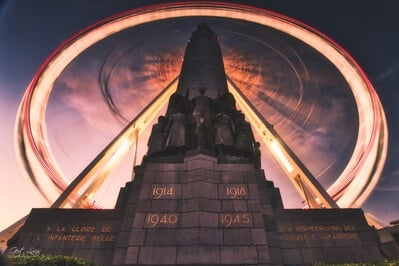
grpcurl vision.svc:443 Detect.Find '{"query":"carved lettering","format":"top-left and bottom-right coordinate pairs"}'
top-left (303, 234), bottom-right (317, 240)
top-left (42, 224), bottom-right (116, 243)
top-left (226, 186), bottom-right (247, 199)
top-left (220, 213), bottom-right (251, 227)
top-left (332, 233), bottom-right (358, 240)
top-left (281, 234), bottom-right (304, 241)
top-left (294, 225), bottom-right (343, 232)
top-left (280, 224), bottom-right (359, 241)
top-left (44, 224), bottom-right (114, 233)
top-left (344, 225), bottom-right (356, 231)
top-left (56, 226), bottom-right (65, 232)
top-left (71, 226), bottom-right (95, 233)
top-left (46, 233), bottom-right (116, 242)
top-left (146, 213), bottom-right (178, 227)
top-left (101, 226), bottom-right (112, 233)
top-left (281, 224), bottom-right (358, 233)
top-left (47, 234), bottom-right (87, 241)
top-left (152, 186), bottom-right (174, 199)
top-left (281, 232), bottom-right (359, 241)
top-left (279, 225), bottom-right (294, 232)
top-left (92, 235), bottom-right (115, 242)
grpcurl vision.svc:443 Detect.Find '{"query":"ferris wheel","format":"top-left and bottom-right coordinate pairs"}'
top-left (15, 3), bottom-right (387, 222)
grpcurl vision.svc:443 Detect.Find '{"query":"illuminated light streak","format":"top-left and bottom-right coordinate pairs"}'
top-left (72, 135), bottom-right (133, 208)
top-left (51, 77), bottom-right (178, 208)
top-left (221, 30), bottom-right (305, 116)
top-left (270, 140), bottom-right (294, 173)
top-left (15, 2), bottom-right (387, 211)
top-left (227, 77), bottom-right (338, 209)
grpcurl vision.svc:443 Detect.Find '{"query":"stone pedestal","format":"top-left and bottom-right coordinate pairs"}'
top-left (113, 154), bottom-right (274, 265)
top-left (7, 154), bottom-right (386, 265)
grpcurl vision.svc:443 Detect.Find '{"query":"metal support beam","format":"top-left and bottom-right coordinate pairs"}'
top-left (227, 76), bottom-right (338, 209)
top-left (50, 77), bottom-right (179, 208)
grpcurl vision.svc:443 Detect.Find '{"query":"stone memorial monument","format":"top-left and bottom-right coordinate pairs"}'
top-left (6, 23), bottom-right (387, 265)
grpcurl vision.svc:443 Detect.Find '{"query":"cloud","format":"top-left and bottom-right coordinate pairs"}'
top-left (53, 69), bottom-right (122, 135)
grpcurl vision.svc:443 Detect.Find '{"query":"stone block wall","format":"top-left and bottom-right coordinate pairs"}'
top-left (114, 154), bottom-right (272, 265)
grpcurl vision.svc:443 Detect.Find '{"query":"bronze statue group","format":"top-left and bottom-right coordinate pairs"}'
top-left (146, 87), bottom-right (261, 168)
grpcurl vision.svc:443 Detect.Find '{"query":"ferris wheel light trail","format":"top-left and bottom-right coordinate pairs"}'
top-left (51, 77), bottom-right (179, 208)
top-left (227, 77), bottom-right (339, 209)
top-left (15, 2), bottom-right (388, 212)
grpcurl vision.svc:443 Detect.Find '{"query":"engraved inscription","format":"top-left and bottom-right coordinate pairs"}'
top-left (145, 213), bottom-right (178, 228)
top-left (47, 234), bottom-right (87, 241)
top-left (40, 225), bottom-right (116, 242)
top-left (220, 213), bottom-right (251, 227)
top-left (281, 232), bottom-right (358, 241)
top-left (280, 224), bottom-right (359, 241)
top-left (71, 226), bottom-right (95, 233)
top-left (226, 186), bottom-right (247, 199)
top-left (151, 186), bottom-right (174, 199)
top-left (280, 224), bottom-right (358, 233)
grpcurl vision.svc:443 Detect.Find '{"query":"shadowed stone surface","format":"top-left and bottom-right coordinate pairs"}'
top-left (6, 154), bottom-right (387, 265)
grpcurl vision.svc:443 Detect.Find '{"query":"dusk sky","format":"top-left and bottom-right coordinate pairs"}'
top-left (1, 0), bottom-right (399, 231)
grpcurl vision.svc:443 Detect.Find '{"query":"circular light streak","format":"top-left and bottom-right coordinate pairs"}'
top-left (16, 2), bottom-right (388, 208)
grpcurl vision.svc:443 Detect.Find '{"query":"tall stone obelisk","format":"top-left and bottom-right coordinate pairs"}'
top-left (175, 22), bottom-right (228, 100)
top-left (113, 22), bottom-right (270, 265)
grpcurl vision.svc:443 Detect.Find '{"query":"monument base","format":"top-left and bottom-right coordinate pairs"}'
top-left (6, 154), bottom-right (386, 265)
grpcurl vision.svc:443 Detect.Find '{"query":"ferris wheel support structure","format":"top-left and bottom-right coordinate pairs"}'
top-left (10, 2), bottom-right (388, 225)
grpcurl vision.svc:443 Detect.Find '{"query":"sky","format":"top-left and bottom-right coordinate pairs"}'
top-left (0, 0), bottom-right (399, 231)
